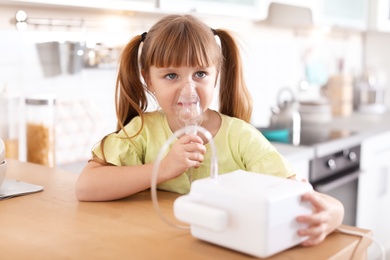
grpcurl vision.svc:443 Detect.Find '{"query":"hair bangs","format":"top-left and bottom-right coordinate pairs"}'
top-left (149, 21), bottom-right (221, 69)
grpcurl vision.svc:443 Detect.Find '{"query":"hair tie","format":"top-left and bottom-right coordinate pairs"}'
top-left (141, 32), bottom-right (147, 42)
top-left (211, 28), bottom-right (217, 35)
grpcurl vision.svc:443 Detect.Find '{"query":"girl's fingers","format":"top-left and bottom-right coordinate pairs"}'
top-left (179, 134), bottom-right (204, 144)
top-left (186, 143), bottom-right (206, 154)
top-left (301, 192), bottom-right (328, 212)
top-left (187, 152), bottom-right (204, 163)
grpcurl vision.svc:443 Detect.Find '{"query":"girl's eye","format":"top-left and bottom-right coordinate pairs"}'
top-left (165, 73), bottom-right (177, 80)
top-left (195, 71), bottom-right (206, 78)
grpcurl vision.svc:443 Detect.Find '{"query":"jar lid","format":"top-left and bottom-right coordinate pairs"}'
top-left (25, 94), bottom-right (56, 105)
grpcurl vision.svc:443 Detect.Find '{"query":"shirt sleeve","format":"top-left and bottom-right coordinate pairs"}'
top-left (237, 122), bottom-right (295, 178)
top-left (247, 150), bottom-right (296, 178)
top-left (92, 133), bottom-right (144, 166)
top-left (91, 116), bottom-right (146, 166)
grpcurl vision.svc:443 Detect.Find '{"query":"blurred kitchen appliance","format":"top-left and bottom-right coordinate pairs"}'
top-left (0, 87), bottom-right (20, 160)
top-left (270, 87), bottom-right (301, 145)
top-left (299, 99), bottom-right (332, 126)
top-left (325, 74), bottom-right (353, 117)
top-left (309, 144), bottom-right (361, 226)
top-left (297, 99), bottom-right (333, 149)
top-left (354, 70), bottom-right (386, 114)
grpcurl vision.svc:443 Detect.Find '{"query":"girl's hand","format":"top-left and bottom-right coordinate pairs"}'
top-left (160, 134), bottom-right (206, 180)
top-left (296, 192), bottom-right (332, 246)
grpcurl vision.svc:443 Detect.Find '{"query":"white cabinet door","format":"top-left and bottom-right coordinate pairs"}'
top-left (319, 0), bottom-right (369, 30)
top-left (268, 0), bottom-right (318, 9)
top-left (1, 0), bottom-right (157, 12)
top-left (368, 0), bottom-right (390, 32)
top-left (358, 131), bottom-right (390, 259)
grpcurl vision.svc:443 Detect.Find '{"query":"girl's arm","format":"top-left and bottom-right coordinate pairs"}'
top-left (75, 134), bottom-right (206, 201)
top-left (76, 159), bottom-right (161, 201)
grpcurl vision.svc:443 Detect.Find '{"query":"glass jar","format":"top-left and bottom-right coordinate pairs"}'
top-left (0, 89), bottom-right (21, 160)
top-left (25, 95), bottom-right (56, 167)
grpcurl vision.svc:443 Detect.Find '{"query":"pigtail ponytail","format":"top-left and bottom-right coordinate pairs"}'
top-left (215, 29), bottom-right (253, 123)
top-left (115, 35), bottom-right (148, 132)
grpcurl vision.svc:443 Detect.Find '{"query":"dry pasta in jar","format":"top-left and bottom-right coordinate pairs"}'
top-left (25, 95), bottom-right (56, 167)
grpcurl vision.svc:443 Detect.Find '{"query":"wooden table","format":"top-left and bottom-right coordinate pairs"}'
top-left (0, 160), bottom-right (372, 259)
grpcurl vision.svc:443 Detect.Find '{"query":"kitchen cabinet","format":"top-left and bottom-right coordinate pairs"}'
top-left (1, 0), bottom-right (271, 20)
top-left (319, 0), bottom-right (369, 30)
top-left (2, 0), bottom-right (370, 30)
top-left (268, 0), bottom-right (317, 10)
top-left (159, 0), bottom-right (268, 19)
top-left (368, 0), bottom-right (390, 32)
top-left (261, 0), bottom-right (369, 30)
top-left (357, 130), bottom-right (390, 259)
top-left (0, 0), bottom-right (158, 12)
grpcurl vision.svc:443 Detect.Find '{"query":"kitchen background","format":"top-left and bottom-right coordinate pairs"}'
top-left (1, 0), bottom-right (390, 259)
top-left (1, 0), bottom-right (388, 164)
top-left (2, 0), bottom-right (386, 168)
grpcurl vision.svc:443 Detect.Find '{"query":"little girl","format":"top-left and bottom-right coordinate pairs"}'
top-left (76, 14), bottom-right (344, 247)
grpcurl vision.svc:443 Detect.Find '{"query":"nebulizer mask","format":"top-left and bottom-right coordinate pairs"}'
top-left (151, 83), bottom-right (313, 258)
top-left (173, 82), bottom-right (203, 134)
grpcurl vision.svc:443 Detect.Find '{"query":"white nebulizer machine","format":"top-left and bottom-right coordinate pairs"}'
top-left (173, 169), bottom-right (313, 258)
top-left (151, 83), bottom-right (314, 258)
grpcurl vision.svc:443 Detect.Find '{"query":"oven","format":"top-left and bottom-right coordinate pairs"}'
top-left (309, 145), bottom-right (361, 226)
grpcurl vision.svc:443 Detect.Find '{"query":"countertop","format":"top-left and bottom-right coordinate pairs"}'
top-left (0, 160), bottom-right (372, 259)
top-left (271, 142), bottom-right (315, 162)
top-left (271, 111), bottom-right (390, 159)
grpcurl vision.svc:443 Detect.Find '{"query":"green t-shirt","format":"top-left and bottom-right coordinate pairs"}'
top-left (92, 110), bottom-right (294, 194)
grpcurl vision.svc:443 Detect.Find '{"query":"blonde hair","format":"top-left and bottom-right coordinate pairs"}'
top-left (116, 14), bottom-right (253, 133)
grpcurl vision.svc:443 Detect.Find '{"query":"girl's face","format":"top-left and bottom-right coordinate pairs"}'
top-left (146, 65), bottom-right (218, 127)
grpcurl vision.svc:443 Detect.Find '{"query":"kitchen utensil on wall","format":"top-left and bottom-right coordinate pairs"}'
top-left (36, 41), bottom-right (85, 77)
top-left (36, 42), bottom-right (62, 77)
top-left (0, 86), bottom-right (20, 160)
top-left (25, 95), bottom-right (56, 167)
top-left (269, 87), bottom-right (301, 145)
top-left (60, 41), bottom-right (85, 74)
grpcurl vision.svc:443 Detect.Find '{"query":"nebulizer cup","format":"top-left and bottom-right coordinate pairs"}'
top-left (173, 82), bottom-right (203, 134)
top-left (173, 82), bottom-right (204, 183)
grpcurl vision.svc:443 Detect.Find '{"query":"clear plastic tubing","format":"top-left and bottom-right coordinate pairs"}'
top-left (151, 125), bottom-right (218, 229)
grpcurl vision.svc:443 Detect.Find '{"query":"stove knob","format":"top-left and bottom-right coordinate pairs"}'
top-left (348, 151), bottom-right (357, 161)
top-left (327, 159), bottom-right (336, 170)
